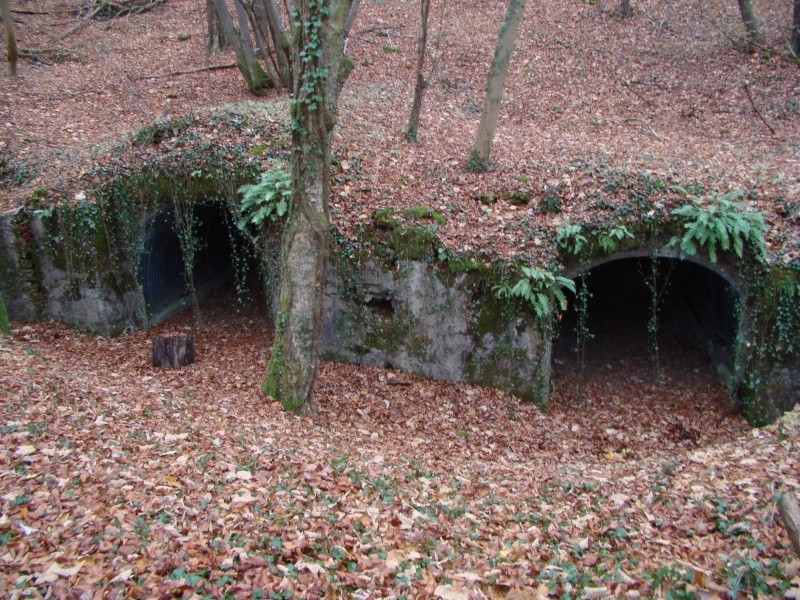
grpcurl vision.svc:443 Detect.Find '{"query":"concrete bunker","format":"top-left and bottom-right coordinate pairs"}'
top-left (557, 253), bottom-right (740, 388)
top-left (139, 202), bottom-right (262, 323)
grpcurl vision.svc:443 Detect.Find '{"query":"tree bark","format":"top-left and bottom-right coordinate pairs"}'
top-left (345, 0), bottom-right (362, 37)
top-left (736, 0), bottom-right (763, 53)
top-left (791, 0), bottom-right (800, 57)
top-left (263, 0), bottom-right (354, 413)
top-left (465, 0), bottom-right (526, 172)
top-left (779, 492), bottom-right (800, 557)
top-left (206, 0), bottom-right (227, 53)
top-left (617, 0), bottom-right (632, 19)
top-left (152, 333), bottom-right (195, 369)
top-left (0, 289), bottom-right (10, 335)
top-left (1, 0), bottom-right (18, 77)
top-left (262, 0), bottom-right (292, 88)
top-left (406, 0), bottom-right (431, 143)
top-left (211, 0), bottom-right (272, 94)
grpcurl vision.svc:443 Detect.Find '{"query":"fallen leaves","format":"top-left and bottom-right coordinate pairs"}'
top-left (1, 297), bottom-right (798, 597)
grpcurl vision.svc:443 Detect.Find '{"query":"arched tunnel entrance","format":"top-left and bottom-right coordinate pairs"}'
top-left (553, 256), bottom-right (742, 427)
top-left (139, 202), bottom-right (263, 323)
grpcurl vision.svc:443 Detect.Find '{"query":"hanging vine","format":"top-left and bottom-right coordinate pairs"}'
top-left (172, 196), bottom-right (202, 325)
top-left (573, 272), bottom-right (592, 379)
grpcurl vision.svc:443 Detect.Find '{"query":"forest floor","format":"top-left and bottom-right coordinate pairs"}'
top-left (0, 293), bottom-right (799, 598)
top-left (1, 0), bottom-right (800, 597)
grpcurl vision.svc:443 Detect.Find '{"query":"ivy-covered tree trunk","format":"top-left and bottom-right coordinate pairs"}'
top-left (736, 0), bottom-right (763, 52)
top-left (406, 0), bottom-right (432, 143)
top-left (264, 0), bottom-right (354, 414)
top-left (1, 0), bottom-right (18, 77)
top-left (465, 0), bottom-right (526, 172)
top-left (0, 290), bottom-right (10, 335)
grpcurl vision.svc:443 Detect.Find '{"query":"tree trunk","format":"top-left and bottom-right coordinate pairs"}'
top-left (406, 0), bottom-right (431, 143)
top-left (779, 492), bottom-right (800, 557)
top-left (791, 0), bottom-right (800, 57)
top-left (465, 0), bottom-right (526, 172)
top-left (345, 0), bottom-right (362, 37)
top-left (263, 0), bottom-right (292, 88)
top-left (617, 0), bottom-right (632, 19)
top-left (264, 0), bottom-right (354, 414)
top-left (234, 0), bottom-right (274, 92)
top-left (0, 289), bottom-right (10, 335)
top-left (152, 333), bottom-right (195, 368)
top-left (211, 0), bottom-right (272, 94)
top-left (1, 0), bottom-right (18, 77)
top-left (245, 1), bottom-right (282, 85)
top-left (206, 0), bottom-right (227, 53)
top-left (736, 0), bottom-right (763, 53)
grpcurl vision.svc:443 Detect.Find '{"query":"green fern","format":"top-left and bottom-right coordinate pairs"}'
top-left (494, 266), bottom-right (576, 320)
top-left (556, 223), bottom-right (588, 255)
top-left (237, 166), bottom-right (292, 229)
top-left (597, 225), bottom-right (634, 254)
top-left (669, 189), bottom-right (766, 263)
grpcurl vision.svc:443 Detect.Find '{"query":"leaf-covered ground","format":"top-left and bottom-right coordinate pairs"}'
top-left (1, 0), bottom-right (798, 261)
top-left (1, 293), bottom-right (798, 598)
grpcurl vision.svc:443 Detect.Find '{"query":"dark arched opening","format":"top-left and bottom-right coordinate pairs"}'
top-left (554, 256), bottom-right (741, 417)
top-left (557, 257), bottom-right (738, 373)
top-left (139, 202), bottom-right (263, 323)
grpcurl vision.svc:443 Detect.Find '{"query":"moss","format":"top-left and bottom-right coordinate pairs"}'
top-left (406, 334), bottom-right (432, 360)
top-left (374, 209), bottom-right (402, 231)
top-left (465, 150), bottom-right (489, 173)
top-left (0, 290), bottom-right (10, 335)
top-left (392, 226), bottom-right (438, 261)
top-left (360, 303), bottom-right (417, 354)
top-left (506, 190), bottom-right (531, 206)
top-left (477, 192), bottom-right (498, 205)
top-left (403, 206), bottom-right (446, 225)
top-left (132, 117), bottom-right (192, 147)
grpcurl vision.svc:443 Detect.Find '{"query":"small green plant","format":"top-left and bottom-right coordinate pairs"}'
top-left (669, 189), bottom-right (766, 263)
top-left (494, 266), bottom-right (576, 320)
top-left (556, 223), bottom-right (588, 255)
top-left (237, 166), bottom-right (292, 229)
top-left (597, 225), bottom-right (634, 254)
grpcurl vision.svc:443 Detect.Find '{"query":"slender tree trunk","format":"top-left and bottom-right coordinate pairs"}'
top-left (0, 289), bottom-right (10, 335)
top-left (406, 0), bottom-right (431, 142)
top-left (345, 0), bottom-right (362, 37)
top-left (262, 0), bottom-right (292, 87)
top-left (791, 0), bottom-right (800, 57)
top-left (206, 0), bottom-right (227, 53)
top-left (1, 0), bottom-right (18, 77)
top-left (617, 0), bottom-right (632, 19)
top-left (465, 0), bottom-right (526, 172)
top-left (211, 0), bottom-right (272, 94)
top-left (264, 0), bottom-right (354, 413)
top-left (736, 0), bottom-right (763, 52)
top-left (246, 1), bottom-right (282, 85)
top-left (234, 0), bottom-right (273, 91)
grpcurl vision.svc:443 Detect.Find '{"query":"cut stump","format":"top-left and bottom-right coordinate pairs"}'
top-left (778, 491), bottom-right (800, 557)
top-left (152, 333), bottom-right (195, 369)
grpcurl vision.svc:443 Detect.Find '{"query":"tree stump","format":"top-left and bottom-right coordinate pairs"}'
top-left (152, 333), bottom-right (195, 369)
top-left (778, 492), bottom-right (800, 557)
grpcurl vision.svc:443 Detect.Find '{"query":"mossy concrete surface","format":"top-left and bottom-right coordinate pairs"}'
top-left (321, 258), bottom-right (551, 406)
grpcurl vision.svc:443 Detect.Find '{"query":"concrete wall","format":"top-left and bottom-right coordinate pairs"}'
top-left (321, 259), bottom-right (551, 404)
